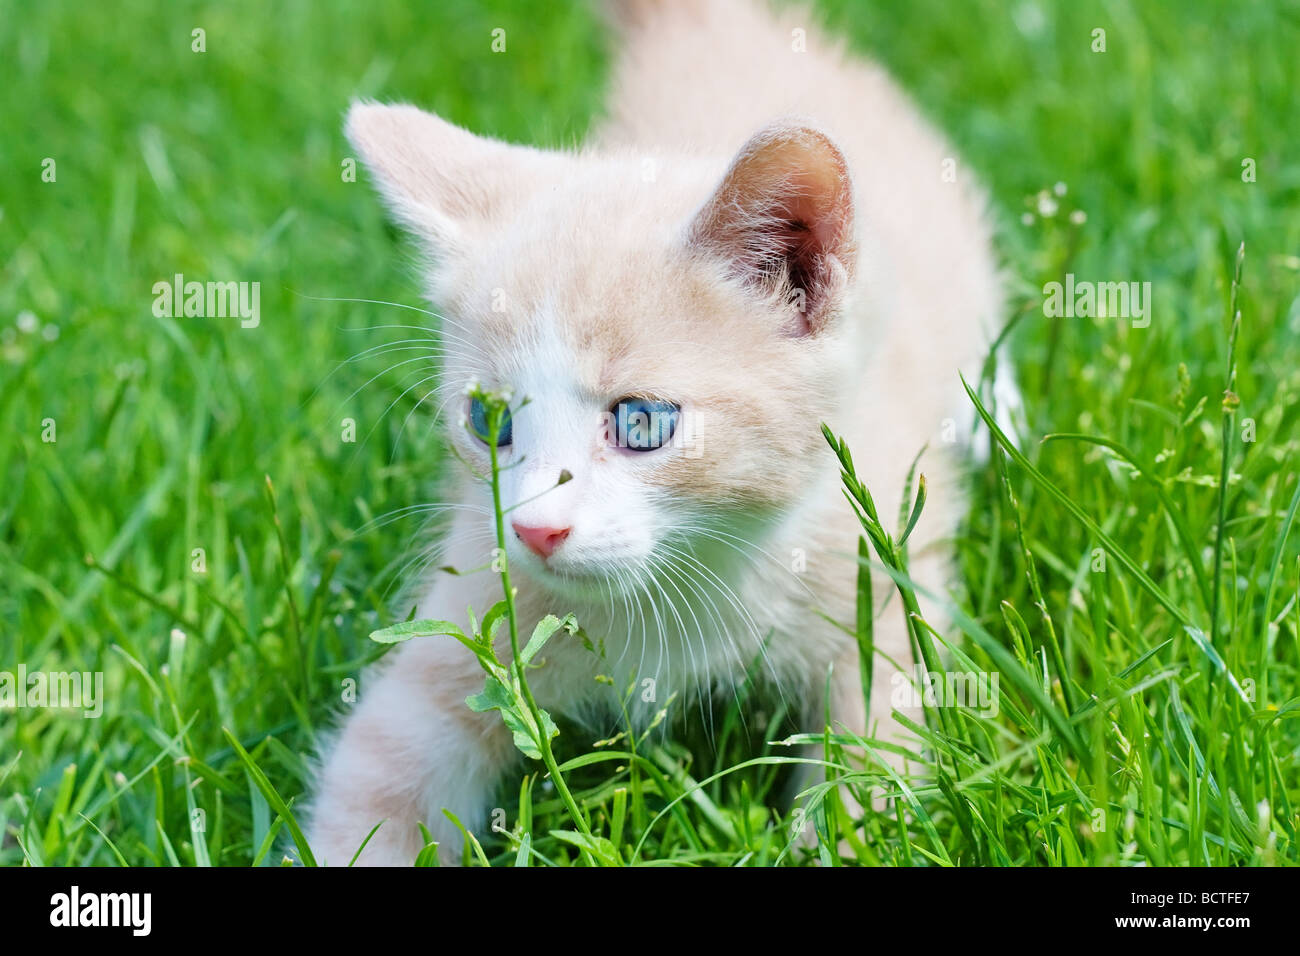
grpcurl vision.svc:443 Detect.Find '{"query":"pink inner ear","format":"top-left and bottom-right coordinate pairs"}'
top-left (789, 166), bottom-right (853, 251)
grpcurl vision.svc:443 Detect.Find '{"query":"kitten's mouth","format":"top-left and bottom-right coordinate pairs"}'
top-left (509, 544), bottom-right (639, 598)
top-left (516, 558), bottom-right (614, 601)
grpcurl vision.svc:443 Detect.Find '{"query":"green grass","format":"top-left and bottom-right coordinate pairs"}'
top-left (2, 0), bottom-right (1299, 866)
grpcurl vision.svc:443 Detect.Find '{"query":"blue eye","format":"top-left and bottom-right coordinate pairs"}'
top-left (469, 397), bottom-right (512, 446)
top-left (614, 398), bottom-right (680, 451)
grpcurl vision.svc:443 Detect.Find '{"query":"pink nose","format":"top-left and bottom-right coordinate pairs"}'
top-left (511, 522), bottom-right (571, 559)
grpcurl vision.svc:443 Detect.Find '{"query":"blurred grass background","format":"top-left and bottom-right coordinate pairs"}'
top-left (2, 0), bottom-right (1299, 865)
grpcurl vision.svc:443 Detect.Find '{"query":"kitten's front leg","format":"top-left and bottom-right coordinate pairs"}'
top-left (307, 636), bottom-right (514, 866)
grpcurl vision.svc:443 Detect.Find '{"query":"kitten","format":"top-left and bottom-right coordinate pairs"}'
top-left (307, 0), bottom-right (1002, 865)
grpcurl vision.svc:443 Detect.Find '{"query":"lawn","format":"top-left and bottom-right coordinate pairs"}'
top-left (2, 0), bottom-right (1298, 866)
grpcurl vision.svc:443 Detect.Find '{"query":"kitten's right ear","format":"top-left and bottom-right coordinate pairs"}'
top-left (345, 101), bottom-right (562, 250)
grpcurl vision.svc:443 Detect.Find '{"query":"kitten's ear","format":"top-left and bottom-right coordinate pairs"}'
top-left (688, 122), bottom-right (855, 335)
top-left (345, 101), bottom-right (562, 250)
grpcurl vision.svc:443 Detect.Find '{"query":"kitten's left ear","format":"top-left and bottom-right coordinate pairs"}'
top-left (345, 101), bottom-right (565, 252)
top-left (688, 122), bottom-right (855, 336)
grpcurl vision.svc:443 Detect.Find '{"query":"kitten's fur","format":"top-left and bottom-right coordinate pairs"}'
top-left (308, 0), bottom-right (1002, 865)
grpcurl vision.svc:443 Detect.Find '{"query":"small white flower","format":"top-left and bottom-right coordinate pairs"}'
top-left (1012, 1), bottom-right (1046, 37)
top-left (1069, 209), bottom-right (1087, 225)
top-left (16, 310), bottom-right (38, 333)
top-left (41, 324), bottom-right (59, 341)
top-left (1020, 212), bottom-right (1035, 226)
top-left (1037, 194), bottom-right (1059, 217)
top-left (1053, 181), bottom-right (1067, 197)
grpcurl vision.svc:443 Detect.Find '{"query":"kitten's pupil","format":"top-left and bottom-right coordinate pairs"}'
top-left (468, 397), bottom-right (512, 447)
top-left (614, 398), bottom-right (680, 451)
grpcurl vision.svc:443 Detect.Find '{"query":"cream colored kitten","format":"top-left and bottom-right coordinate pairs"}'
top-left (307, 0), bottom-right (1002, 865)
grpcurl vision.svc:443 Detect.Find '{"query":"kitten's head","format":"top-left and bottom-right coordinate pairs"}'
top-left (347, 103), bottom-right (859, 597)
